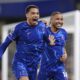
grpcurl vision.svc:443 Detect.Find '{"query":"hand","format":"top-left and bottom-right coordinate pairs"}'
top-left (60, 53), bottom-right (67, 62)
top-left (48, 35), bottom-right (55, 45)
top-left (41, 19), bottom-right (48, 26)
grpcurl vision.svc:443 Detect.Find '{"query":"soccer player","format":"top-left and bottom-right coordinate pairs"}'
top-left (0, 5), bottom-right (53, 80)
top-left (38, 12), bottom-right (68, 80)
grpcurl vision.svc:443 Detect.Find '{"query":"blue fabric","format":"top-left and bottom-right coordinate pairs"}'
top-left (38, 68), bottom-right (68, 80)
top-left (44, 27), bottom-right (68, 63)
top-left (12, 61), bottom-right (37, 80)
top-left (0, 37), bottom-right (12, 59)
top-left (38, 27), bottom-right (68, 80)
top-left (0, 21), bottom-right (47, 79)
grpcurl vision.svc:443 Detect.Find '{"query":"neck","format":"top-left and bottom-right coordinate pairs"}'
top-left (27, 20), bottom-right (32, 26)
top-left (51, 25), bottom-right (58, 33)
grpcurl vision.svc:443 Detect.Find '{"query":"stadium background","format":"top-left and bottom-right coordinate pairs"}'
top-left (0, 0), bottom-right (80, 80)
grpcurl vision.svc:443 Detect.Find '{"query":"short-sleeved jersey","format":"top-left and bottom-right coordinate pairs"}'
top-left (41, 27), bottom-right (67, 71)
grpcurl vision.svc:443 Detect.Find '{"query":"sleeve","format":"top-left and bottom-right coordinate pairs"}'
top-left (0, 37), bottom-right (12, 59)
top-left (39, 21), bottom-right (49, 43)
top-left (64, 30), bottom-right (68, 42)
top-left (55, 29), bottom-right (68, 46)
top-left (0, 26), bottom-right (19, 59)
top-left (43, 27), bottom-right (50, 43)
top-left (8, 26), bottom-right (19, 41)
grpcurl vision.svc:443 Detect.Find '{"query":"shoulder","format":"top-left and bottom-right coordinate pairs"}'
top-left (15, 21), bottom-right (26, 29)
top-left (38, 21), bottom-right (46, 27)
top-left (11, 21), bottom-right (27, 32)
top-left (59, 28), bottom-right (68, 39)
top-left (47, 26), bottom-right (50, 29)
top-left (59, 28), bottom-right (67, 34)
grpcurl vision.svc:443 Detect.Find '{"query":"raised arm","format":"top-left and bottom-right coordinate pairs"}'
top-left (0, 36), bottom-right (12, 58)
top-left (0, 25), bottom-right (19, 59)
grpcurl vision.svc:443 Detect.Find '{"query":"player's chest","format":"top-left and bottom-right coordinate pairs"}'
top-left (18, 27), bottom-right (43, 41)
top-left (51, 31), bottom-right (65, 41)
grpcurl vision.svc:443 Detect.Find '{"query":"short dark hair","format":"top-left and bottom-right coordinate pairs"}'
top-left (25, 5), bottom-right (39, 13)
top-left (51, 11), bottom-right (62, 17)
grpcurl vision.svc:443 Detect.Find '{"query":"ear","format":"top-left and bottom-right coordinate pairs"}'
top-left (26, 13), bottom-right (28, 18)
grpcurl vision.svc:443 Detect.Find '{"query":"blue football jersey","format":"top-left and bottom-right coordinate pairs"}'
top-left (0, 21), bottom-right (47, 66)
top-left (41, 27), bottom-right (67, 71)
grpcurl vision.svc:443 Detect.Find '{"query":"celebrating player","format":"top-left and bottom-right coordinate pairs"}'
top-left (0, 5), bottom-right (54, 80)
top-left (38, 12), bottom-right (68, 80)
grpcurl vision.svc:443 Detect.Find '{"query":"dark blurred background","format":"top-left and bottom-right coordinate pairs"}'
top-left (0, 0), bottom-right (79, 22)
